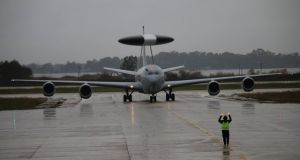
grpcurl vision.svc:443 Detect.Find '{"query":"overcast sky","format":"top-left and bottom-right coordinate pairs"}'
top-left (0, 0), bottom-right (299, 64)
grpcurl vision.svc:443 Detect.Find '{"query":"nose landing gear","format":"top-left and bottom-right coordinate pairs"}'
top-left (123, 88), bottom-right (134, 102)
top-left (123, 94), bottom-right (132, 102)
top-left (165, 88), bottom-right (175, 101)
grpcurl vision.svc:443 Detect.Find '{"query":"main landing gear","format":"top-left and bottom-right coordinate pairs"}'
top-left (123, 88), bottom-right (175, 103)
top-left (165, 88), bottom-right (175, 101)
top-left (123, 89), bottom-right (134, 102)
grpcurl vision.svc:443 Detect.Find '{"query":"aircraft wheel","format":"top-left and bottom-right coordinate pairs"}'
top-left (123, 95), bottom-right (127, 102)
top-left (171, 93), bottom-right (175, 101)
top-left (150, 96), bottom-right (153, 103)
top-left (129, 95), bottom-right (132, 102)
top-left (166, 94), bottom-right (170, 101)
top-left (154, 96), bottom-right (157, 102)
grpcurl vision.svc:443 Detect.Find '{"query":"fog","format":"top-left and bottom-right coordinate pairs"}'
top-left (0, 0), bottom-right (299, 64)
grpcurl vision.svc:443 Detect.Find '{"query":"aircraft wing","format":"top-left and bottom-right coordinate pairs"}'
top-left (163, 65), bottom-right (185, 72)
top-left (12, 79), bottom-right (141, 90)
top-left (104, 67), bottom-right (137, 75)
top-left (163, 73), bottom-right (281, 88)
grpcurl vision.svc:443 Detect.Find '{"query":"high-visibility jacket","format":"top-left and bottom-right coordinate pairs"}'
top-left (221, 122), bottom-right (230, 130)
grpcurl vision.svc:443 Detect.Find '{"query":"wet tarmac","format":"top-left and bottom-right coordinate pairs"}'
top-left (0, 90), bottom-right (299, 160)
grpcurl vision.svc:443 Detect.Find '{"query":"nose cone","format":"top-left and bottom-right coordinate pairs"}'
top-left (148, 76), bottom-right (159, 83)
top-left (148, 76), bottom-right (161, 93)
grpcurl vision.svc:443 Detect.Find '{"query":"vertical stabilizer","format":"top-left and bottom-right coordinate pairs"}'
top-left (141, 26), bottom-right (147, 67)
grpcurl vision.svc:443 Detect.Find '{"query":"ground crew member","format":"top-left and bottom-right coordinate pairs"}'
top-left (218, 112), bottom-right (232, 147)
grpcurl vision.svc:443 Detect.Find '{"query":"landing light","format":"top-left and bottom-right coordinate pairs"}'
top-left (130, 85), bottom-right (134, 88)
top-left (167, 84), bottom-right (171, 87)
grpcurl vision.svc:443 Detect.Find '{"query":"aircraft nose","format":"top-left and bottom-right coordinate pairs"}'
top-left (148, 76), bottom-right (161, 93)
top-left (149, 76), bottom-right (162, 87)
top-left (148, 76), bottom-right (159, 83)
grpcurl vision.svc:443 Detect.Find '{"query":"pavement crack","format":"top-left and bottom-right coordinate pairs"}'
top-left (121, 121), bottom-right (132, 159)
top-left (113, 95), bottom-right (132, 160)
top-left (121, 130), bottom-right (132, 160)
top-left (28, 144), bottom-right (42, 159)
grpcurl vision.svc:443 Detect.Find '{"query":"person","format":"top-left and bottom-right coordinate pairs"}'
top-left (218, 112), bottom-right (232, 147)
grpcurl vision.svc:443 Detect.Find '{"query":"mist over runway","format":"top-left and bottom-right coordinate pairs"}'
top-left (0, 90), bottom-right (299, 159)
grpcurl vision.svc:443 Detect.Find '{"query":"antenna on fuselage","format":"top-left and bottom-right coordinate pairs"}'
top-left (150, 45), bottom-right (155, 64)
top-left (119, 26), bottom-right (174, 67)
top-left (141, 26), bottom-right (155, 65)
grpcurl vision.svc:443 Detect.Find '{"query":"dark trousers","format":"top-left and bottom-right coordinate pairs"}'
top-left (222, 130), bottom-right (230, 145)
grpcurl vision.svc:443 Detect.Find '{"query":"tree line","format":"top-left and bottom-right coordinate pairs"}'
top-left (1, 59), bottom-right (299, 87)
top-left (0, 60), bottom-right (32, 86)
top-left (27, 49), bottom-right (300, 73)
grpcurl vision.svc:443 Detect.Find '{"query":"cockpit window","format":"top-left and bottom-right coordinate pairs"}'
top-left (145, 67), bottom-right (160, 75)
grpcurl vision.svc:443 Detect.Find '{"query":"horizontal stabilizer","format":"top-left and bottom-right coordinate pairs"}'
top-left (104, 67), bottom-right (137, 75)
top-left (163, 65), bottom-right (185, 72)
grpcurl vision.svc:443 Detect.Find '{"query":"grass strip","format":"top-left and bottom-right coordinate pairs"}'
top-left (238, 90), bottom-right (300, 103)
top-left (0, 97), bottom-right (47, 110)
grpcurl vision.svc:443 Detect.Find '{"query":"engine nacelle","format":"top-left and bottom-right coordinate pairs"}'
top-left (43, 81), bottom-right (55, 97)
top-left (242, 77), bottom-right (255, 92)
top-left (79, 84), bottom-right (92, 99)
top-left (208, 81), bottom-right (220, 96)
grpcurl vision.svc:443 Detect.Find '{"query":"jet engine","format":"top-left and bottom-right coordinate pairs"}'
top-left (208, 81), bottom-right (220, 96)
top-left (43, 81), bottom-right (55, 97)
top-left (242, 77), bottom-right (255, 92)
top-left (79, 84), bottom-right (92, 99)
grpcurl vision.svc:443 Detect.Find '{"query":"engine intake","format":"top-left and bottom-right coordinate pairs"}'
top-left (43, 82), bottom-right (55, 97)
top-left (242, 77), bottom-right (255, 92)
top-left (208, 81), bottom-right (220, 96)
top-left (79, 84), bottom-right (92, 99)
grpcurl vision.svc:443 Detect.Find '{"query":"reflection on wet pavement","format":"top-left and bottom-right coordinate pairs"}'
top-left (43, 108), bottom-right (56, 120)
top-left (80, 103), bottom-right (93, 117)
top-left (241, 103), bottom-right (255, 115)
top-left (0, 91), bottom-right (299, 160)
top-left (207, 100), bottom-right (221, 110)
top-left (223, 148), bottom-right (231, 160)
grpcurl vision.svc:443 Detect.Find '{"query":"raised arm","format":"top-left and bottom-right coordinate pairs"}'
top-left (218, 115), bottom-right (223, 123)
top-left (228, 114), bottom-right (232, 123)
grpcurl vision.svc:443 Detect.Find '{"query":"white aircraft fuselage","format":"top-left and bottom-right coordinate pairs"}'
top-left (136, 64), bottom-right (165, 94)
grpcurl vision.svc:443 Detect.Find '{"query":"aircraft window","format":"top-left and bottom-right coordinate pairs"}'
top-left (154, 71), bottom-right (159, 75)
top-left (148, 72), bottom-right (153, 75)
top-left (145, 68), bottom-right (149, 72)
